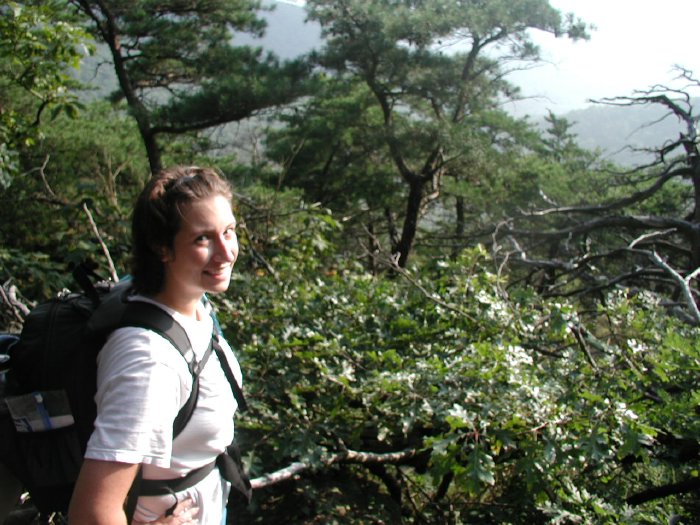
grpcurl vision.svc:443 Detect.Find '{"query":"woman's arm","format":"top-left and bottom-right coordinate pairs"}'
top-left (69, 460), bottom-right (201, 525)
top-left (68, 458), bottom-right (139, 525)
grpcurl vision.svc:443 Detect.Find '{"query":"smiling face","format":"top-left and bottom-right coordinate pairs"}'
top-left (156, 194), bottom-right (238, 317)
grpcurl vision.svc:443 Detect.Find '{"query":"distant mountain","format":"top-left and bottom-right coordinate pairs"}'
top-left (566, 102), bottom-right (690, 166)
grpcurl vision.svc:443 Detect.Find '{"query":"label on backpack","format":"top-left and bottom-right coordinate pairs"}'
top-left (5, 390), bottom-right (75, 432)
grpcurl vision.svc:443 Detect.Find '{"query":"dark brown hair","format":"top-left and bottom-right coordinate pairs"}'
top-left (130, 166), bottom-right (233, 295)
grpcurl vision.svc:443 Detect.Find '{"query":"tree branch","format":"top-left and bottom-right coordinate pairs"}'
top-left (523, 167), bottom-right (689, 217)
top-left (646, 251), bottom-right (700, 325)
top-left (82, 202), bottom-right (119, 283)
top-left (0, 282), bottom-right (31, 323)
top-left (626, 477), bottom-right (700, 505)
top-left (250, 447), bottom-right (419, 490)
top-left (504, 215), bottom-right (699, 240)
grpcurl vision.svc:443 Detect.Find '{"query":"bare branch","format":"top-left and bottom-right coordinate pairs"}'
top-left (237, 223), bottom-right (279, 282)
top-left (24, 156), bottom-right (70, 207)
top-left (36, 155), bottom-right (56, 199)
top-left (0, 282), bottom-right (30, 323)
top-left (646, 251), bottom-right (700, 325)
top-left (382, 253), bottom-right (476, 321)
top-left (629, 229), bottom-right (678, 248)
top-left (571, 323), bottom-right (599, 372)
top-left (627, 476), bottom-right (700, 505)
top-left (82, 202), bottom-right (119, 283)
top-left (250, 447), bottom-right (419, 490)
top-left (504, 215), bottom-right (699, 240)
top-left (250, 461), bottom-right (307, 489)
top-left (524, 167), bottom-right (689, 217)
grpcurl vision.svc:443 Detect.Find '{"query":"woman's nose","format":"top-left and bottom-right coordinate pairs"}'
top-left (214, 235), bottom-right (237, 262)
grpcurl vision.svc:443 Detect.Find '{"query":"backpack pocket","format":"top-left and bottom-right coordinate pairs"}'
top-left (5, 390), bottom-right (74, 432)
top-left (1, 390), bottom-right (83, 514)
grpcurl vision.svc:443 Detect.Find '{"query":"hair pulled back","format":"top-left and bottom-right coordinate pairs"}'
top-left (130, 166), bottom-right (233, 295)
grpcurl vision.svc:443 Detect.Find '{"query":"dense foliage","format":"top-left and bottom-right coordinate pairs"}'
top-left (215, 223), bottom-right (700, 524)
top-left (0, 0), bottom-right (90, 184)
top-left (1, 1), bottom-right (699, 524)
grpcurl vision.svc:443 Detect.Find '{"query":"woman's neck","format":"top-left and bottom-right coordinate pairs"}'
top-left (152, 290), bottom-right (201, 320)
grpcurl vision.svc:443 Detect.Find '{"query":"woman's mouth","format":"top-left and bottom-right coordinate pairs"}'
top-left (205, 266), bottom-right (231, 278)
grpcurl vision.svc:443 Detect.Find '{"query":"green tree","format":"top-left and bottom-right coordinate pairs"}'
top-left (297, 0), bottom-right (588, 267)
top-left (0, 0), bottom-right (91, 185)
top-left (0, 100), bottom-right (147, 299)
top-left (267, 79), bottom-right (396, 210)
top-left (68, 0), bottom-right (313, 174)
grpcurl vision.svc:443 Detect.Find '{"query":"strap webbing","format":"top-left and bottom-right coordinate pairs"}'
top-left (212, 336), bottom-right (247, 412)
top-left (138, 460), bottom-right (218, 497)
top-left (119, 302), bottom-right (193, 372)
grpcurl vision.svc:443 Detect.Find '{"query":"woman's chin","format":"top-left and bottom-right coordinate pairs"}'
top-left (204, 273), bottom-right (231, 293)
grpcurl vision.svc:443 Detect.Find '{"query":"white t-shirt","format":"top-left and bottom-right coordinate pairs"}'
top-left (85, 297), bottom-right (243, 524)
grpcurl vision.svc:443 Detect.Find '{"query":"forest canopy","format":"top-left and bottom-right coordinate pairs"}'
top-left (1, 1), bottom-right (699, 524)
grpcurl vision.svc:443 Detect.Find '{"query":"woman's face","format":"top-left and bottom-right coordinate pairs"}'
top-left (161, 194), bottom-right (238, 303)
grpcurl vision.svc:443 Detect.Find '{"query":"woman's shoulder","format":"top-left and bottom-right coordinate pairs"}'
top-left (100, 321), bottom-right (191, 375)
top-left (102, 296), bottom-right (215, 368)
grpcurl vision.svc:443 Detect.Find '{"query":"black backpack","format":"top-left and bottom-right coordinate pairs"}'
top-left (0, 274), bottom-right (250, 518)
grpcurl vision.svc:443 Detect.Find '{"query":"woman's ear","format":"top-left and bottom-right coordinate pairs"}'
top-left (154, 245), bottom-right (173, 263)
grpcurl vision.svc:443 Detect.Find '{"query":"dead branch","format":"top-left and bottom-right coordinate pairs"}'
top-left (593, 93), bottom-right (696, 135)
top-left (503, 246), bottom-right (667, 299)
top-left (36, 155), bottom-right (56, 199)
top-left (250, 447), bottom-right (419, 490)
top-left (383, 252), bottom-right (476, 321)
top-left (523, 167), bottom-right (689, 217)
top-left (25, 156), bottom-right (70, 207)
top-left (646, 251), bottom-right (700, 325)
top-left (237, 223), bottom-right (279, 281)
top-left (0, 282), bottom-right (30, 323)
top-left (503, 215), bottom-right (698, 240)
top-left (571, 324), bottom-right (599, 372)
top-left (82, 202), bottom-right (119, 283)
top-left (626, 476), bottom-right (700, 506)
top-left (629, 229), bottom-right (679, 248)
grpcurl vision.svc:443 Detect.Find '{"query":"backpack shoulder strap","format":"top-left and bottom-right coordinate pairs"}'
top-left (90, 287), bottom-right (220, 433)
top-left (211, 335), bottom-right (248, 412)
top-left (204, 294), bottom-right (247, 412)
top-left (119, 302), bottom-right (192, 369)
top-left (118, 301), bottom-right (211, 436)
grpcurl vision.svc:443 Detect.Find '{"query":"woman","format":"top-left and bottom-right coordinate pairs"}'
top-left (68, 166), bottom-right (243, 525)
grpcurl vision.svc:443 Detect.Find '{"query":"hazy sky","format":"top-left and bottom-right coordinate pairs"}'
top-left (508, 0), bottom-right (700, 115)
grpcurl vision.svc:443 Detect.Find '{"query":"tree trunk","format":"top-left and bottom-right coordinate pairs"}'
top-left (394, 178), bottom-right (426, 268)
top-left (75, 0), bottom-right (163, 175)
top-left (685, 141), bottom-right (700, 271)
top-left (453, 195), bottom-right (465, 258)
top-left (142, 128), bottom-right (162, 175)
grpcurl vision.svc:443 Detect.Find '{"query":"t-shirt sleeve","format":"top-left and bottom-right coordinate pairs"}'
top-left (85, 327), bottom-right (192, 468)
